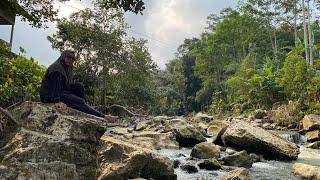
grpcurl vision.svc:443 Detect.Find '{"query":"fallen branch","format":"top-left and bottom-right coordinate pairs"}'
top-left (0, 106), bottom-right (19, 125)
top-left (107, 104), bottom-right (148, 117)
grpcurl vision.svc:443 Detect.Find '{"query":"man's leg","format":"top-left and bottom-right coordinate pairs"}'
top-left (61, 92), bottom-right (105, 118)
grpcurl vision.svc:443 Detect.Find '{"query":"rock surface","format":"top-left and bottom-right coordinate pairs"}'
top-left (173, 125), bottom-right (206, 147)
top-left (221, 150), bottom-right (253, 168)
top-left (198, 159), bottom-right (221, 170)
top-left (98, 136), bottom-right (176, 180)
top-left (302, 114), bottom-right (320, 131)
top-left (180, 162), bottom-right (198, 173)
top-left (292, 163), bottom-right (320, 180)
top-left (207, 121), bottom-right (228, 144)
top-left (306, 130), bottom-right (320, 142)
top-left (221, 120), bottom-right (300, 160)
top-left (0, 102), bottom-right (106, 180)
top-left (190, 142), bottom-right (220, 159)
top-left (221, 167), bottom-right (253, 180)
top-left (0, 102), bottom-right (177, 180)
top-left (305, 141), bottom-right (320, 149)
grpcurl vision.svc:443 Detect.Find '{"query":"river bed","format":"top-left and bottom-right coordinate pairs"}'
top-left (159, 134), bottom-right (320, 180)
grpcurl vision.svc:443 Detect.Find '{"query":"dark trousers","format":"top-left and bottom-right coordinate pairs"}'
top-left (61, 83), bottom-right (105, 118)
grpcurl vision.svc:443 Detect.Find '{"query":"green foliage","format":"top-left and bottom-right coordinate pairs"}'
top-left (0, 46), bottom-right (46, 107)
top-left (278, 53), bottom-right (314, 100)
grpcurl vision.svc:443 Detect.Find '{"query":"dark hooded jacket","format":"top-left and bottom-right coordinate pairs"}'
top-left (40, 51), bottom-right (75, 103)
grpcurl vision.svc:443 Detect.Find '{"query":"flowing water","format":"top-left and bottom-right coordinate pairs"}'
top-left (158, 132), bottom-right (320, 180)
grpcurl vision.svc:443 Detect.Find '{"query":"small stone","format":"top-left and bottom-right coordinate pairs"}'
top-left (292, 163), bottom-right (320, 179)
top-left (135, 122), bottom-right (148, 131)
top-left (249, 153), bottom-right (261, 163)
top-left (221, 167), bottom-right (253, 180)
top-left (225, 148), bottom-right (237, 155)
top-left (173, 159), bottom-right (180, 168)
top-left (180, 163), bottom-right (198, 173)
top-left (198, 159), bottom-right (221, 170)
top-left (190, 142), bottom-right (220, 159)
top-left (222, 150), bottom-right (253, 168)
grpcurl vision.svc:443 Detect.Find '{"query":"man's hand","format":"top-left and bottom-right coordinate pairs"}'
top-left (54, 102), bottom-right (67, 110)
top-left (104, 115), bottom-right (118, 123)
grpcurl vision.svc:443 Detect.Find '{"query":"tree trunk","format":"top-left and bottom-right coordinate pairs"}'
top-left (294, 0), bottom-right (298, 46)
top-left (302, 0), bottom-right (310, 63)
top-left (307, 0), bottom-right (313, 67)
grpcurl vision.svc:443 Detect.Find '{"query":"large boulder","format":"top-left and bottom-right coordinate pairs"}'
top-left (221, 167), bottom-right (253, 180)
top-left (221, 150), bottom-right (252, 168)
top-left (173, 125), bottom-right (206, 147)
top-left (302, 114), bottom-right (320, 131)
top-left (190, 142), bottom-right (220, 159)
top-left (207, 121), bottom-right (228, 144)
top-left (305, 130), bottom-right (320, 142)
top-left (292, 163), bottom-right (320, 180)
top-left (129, 131), bottom-right (179, 150)
top-left (98, 136), bottom-right (176, 180)
top-left (221, 120), bottom-right (299, 160)
top-left (0, 102), bottom-right (106, 180)
top-left (198, 159), bottom-right (221, 170)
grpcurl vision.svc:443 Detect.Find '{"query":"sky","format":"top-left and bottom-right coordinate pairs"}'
top-left (0, 0), bottom-right (238, 69)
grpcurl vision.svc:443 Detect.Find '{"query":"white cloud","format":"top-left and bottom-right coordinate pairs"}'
top-left (142, 0), bottom-right (237, 69)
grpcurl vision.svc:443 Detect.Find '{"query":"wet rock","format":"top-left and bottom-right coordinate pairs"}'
top-left (221, 167), bottom-right (253, 180)
top-left (302, 114), bottom-right (320, 131)
top-left (173, 159), bottom-right (180, 168)
top-left (198, 159), bottom-right (221, 170)
top-left (190, 142), bottom-right (220, 159)
top-left (180, 163), bottom-right (198, 173)
top-left (0, 102), bottom-right (106, 180)
top-left (305, 141), bottom-right (320, 149)
top-left (98, 136), bottom-right (176, 180)
top-left (292, 163), bottom-right (320, 180)
top-left (249, 153), bottom-right (261, 163)
top-left (221, 120), bottom-right (300, 160)
top-left (221, 150), bottom-right (252, 168)
top-left (173, 125), bottom-right (206, 147)
top-left (306, 130), bottom-right (320, 142)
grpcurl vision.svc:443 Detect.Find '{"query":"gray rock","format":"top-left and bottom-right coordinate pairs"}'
top-left (221, 167), bottom-right (253, 180)
top-left (221, 120), bottom-right (300, 160)
top-left (190, 142), bottom-right (220, 159)
top-left (180, 163), bottom-right (198, 173)
top-left (222, 150), bottom-right (253, 168)
top-left (302, 114), bottom-right (320, 131)
top-left (292, 163), bottom-right (320, 180)
top-left (173, 126), bottom-right (206, 147)
top-left (198, 159), bottom-right (221, 170)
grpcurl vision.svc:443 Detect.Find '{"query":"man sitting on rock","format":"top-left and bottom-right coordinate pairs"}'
top-left (40, 50), bottom-right (117, 123)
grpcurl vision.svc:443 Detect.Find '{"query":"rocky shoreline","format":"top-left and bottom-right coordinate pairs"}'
top-left (0, 102), bottom-right (319, 179)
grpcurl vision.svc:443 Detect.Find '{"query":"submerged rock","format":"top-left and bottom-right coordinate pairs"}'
top-left (292, 163), bottom-right (320, 180)
top-left (98, 136), bottom-right (176, 180)
top-left (221, 150), bottom-right (253, 168)
top-left (173, 125), bottom-right (206, 147)
top-left (221, 120), bottom-right (300, 160)
top-left (180, 162), bottom-right (198, 173)
top-left (190, 142), bottom-right (220, 159)
top-left (221, 167), bottom-right (253, 180)
top-left (302, 114), bottom-right (320, 131)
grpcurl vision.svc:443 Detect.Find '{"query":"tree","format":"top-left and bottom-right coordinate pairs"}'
top-left (48, 4), bottom-right (155, 109)
top-left (1, 0), bottom-right (145, 27)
